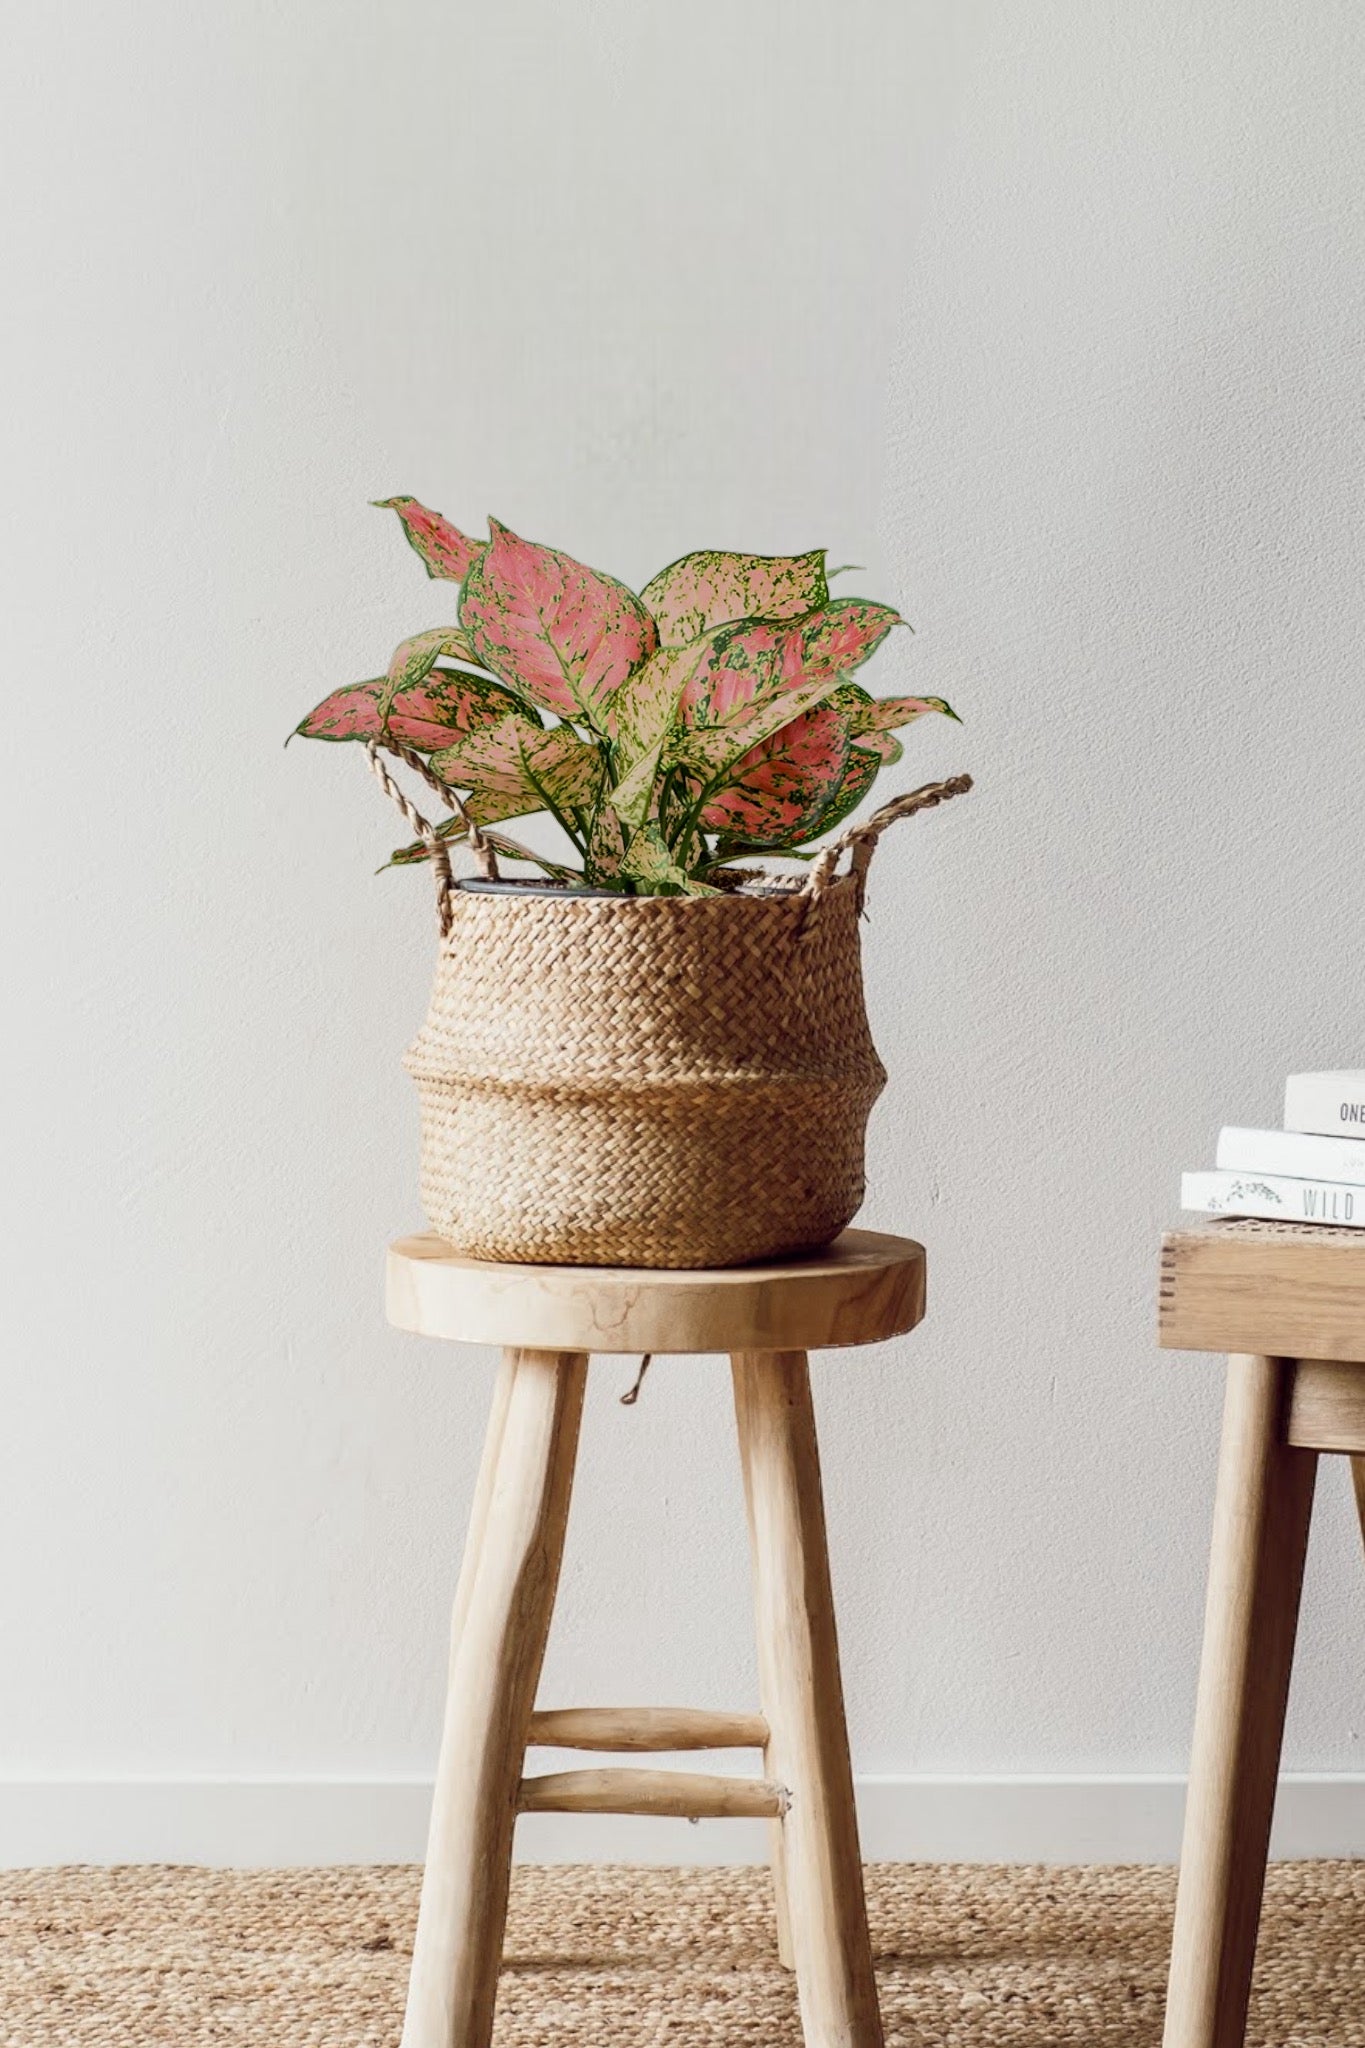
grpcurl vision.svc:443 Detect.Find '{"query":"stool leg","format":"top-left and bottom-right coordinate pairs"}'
top-left (1352, 1457), bottom-right (1365, 1558)
top-left (766, 1736), bottom-right (796, 1972)
top-left (732, 1350), bottom-right (883, 2048)
top-left (401, 1348), bottom-right (588, 2048)
top-left (1163, 1354), bottom-right (1318, 2048)
top-left (735, 1425), bottom-right (795, 1973)
top-left (445, 1350), bottom-right (517, 1668)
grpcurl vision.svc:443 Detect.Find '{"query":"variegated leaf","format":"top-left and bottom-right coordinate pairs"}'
top-left (373, 497), bottom-right (485, 582)
top-left (430, 713), bottom-right (604, 824)
top-left (383, 814), bottom-right (469, 867)
top-left (842, 688), bottom-right (957, 734)
top-left (675, 619), bottom-right (785, 726)
top-left (779, 600), bottom-right (905, 685)
top-left (640, 549), bottom-right (828, 646)
top-left (715, 742), bottom-right (881, 857)
top-left (479, 831), bottom-right (579, 881)
top-left (293, 680), bottom-right (393, 744)
top-left (464, 784), bottom-right (568, 827)
top-left (792, 743), bottom-right (881, 844)
top-left (605, 640), bottom-right (707, 757)
top-left (672, 665), bottom-right (851, 786)
top-left (384, 820), bottom-right (578, 884)
top-left (605, 641), bottom-right (713, 828)
top-left (584, 805), bottom-right (628, 884)
top-left (700, 705), bottom-right (851, 847)
top-left (389, 624), bottom-right (479, 681)
top-left (460, 520), bottom-right (657, 725)
top-left (665, 604), bottom-right (905, 800)
top-left (851, 730), bottom-right (903, 763)
top-left (673, 601), bottom-right (901, 741)
top-left (620, 823), bottom-right (719, 896)
top-left (379, 625), bottom-right (483, 718)
top-left (608, 745), bottom-right (666, 831)
top-left (292, 670), bottom-right (520, 750)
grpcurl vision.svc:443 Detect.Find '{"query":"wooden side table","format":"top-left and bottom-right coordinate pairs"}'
top-left (386, 1226), bottom-right (926, 2048)
top-left (1160, 1219), bottom-right (1365, 2048)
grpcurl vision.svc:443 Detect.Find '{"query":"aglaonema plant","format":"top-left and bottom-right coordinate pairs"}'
top-left (292, 499), bottom-right (960, 894)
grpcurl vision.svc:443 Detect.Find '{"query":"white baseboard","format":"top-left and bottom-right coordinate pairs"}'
top-left (3, 1773), bottom-right (1365, 1869)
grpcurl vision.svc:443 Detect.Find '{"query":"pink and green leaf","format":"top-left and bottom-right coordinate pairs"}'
top-left (388, 624), bottom-right (478, 682)
top-left (463, 783), bottom-right (568, 827)
top-left (851, 730), bottom-right (903, 763)
top-left (619, 823), bottom-right (720, 896)
top-left (584, 805), bottom-right (628, 885)
top-left (839, 687), bottom-right (958, 734)
top-left (671, 665), bottom-right (852, 786)
top-left (302, 506), bottom-right (956, 891)
top-left (409, 668), bottom-right (527, 740)
top-left (605, 640), bottom-right (713, 828)
top-left (383, 813), bottom-right (468, 868)
top-left (778, 600), bottom-right (905, 687)
top-left (293, 680), bottom-right (393, 744)
top-left (672, 600), bottom-right (902, 747)
top-left (478, 831), bottom-right (580, 882)
top-left (798, 744), bottom-right (882, 841)
top-left (699, 704), bottom-right (851, 847)
top-left (384, 819), bottom-right (578, 884)
top-left (714, 741), bottom-right (881, 857)
top-left (373, 497), bottom-right (485, 582)
top-left (640, 549), bottom-right (828, 646)
top-left (608, 745), bottom-right (668, 831)
top-left (675, 619), bottom-right (786, 726)
top-left (604, 640), bottom-right (708, 756)
top-left (292, 669), bottom-right (520, 750)
top-left (460, 520), bottom-right (657, 725)
top-left (430, 712), bottom-right (604, 824)
top-left (663, 607), bottom-right (868, 795)
top-left (378, 624), bottom-right (483, 718)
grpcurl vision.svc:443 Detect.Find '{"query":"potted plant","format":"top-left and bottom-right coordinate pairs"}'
top-left (293, 499), bottom-right (970, 1268)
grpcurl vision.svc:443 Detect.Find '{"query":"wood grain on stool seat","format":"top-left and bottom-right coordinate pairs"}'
top-left (1160, 1219), bottom-right (1365, 1359)
top-left (387, 1227), bottom-right (925, 1355)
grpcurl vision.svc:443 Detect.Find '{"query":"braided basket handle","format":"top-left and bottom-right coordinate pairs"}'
top-left (363, 745), bottom-right (969, 931)
top-left (364, 740), bottom-right (498, 936)
top-left (803, 772), bottom-right (973, 907)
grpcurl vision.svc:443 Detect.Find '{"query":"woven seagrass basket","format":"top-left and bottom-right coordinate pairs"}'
top-left (371, 752), bottom-right (969, 1268)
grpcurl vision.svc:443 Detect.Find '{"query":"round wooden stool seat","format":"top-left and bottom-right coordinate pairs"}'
top-left (387, 1226), bottom-right (925, 1355)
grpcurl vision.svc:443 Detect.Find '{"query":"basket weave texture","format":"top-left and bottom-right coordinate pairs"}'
top-left (405, 873), bottom-right (885, 1268)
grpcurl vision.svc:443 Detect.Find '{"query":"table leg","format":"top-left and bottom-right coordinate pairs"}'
top-left (732, 1349), bottom-right (883, 2048)
top-left (401, 1348), bottom-right (588, 2048)
top-left (1163, 1354), bottom-right (1318, 2048)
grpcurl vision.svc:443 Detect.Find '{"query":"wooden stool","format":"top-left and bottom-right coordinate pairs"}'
top-left (1160, 1219), bottom-right (1365, 2048)
top-left (386, 1226), bottom-right (926, 2048)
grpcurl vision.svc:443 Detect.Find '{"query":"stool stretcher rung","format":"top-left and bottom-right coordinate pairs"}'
top-left (1285, 1357), bottom-right (1365, 1453)
top-left (517, 1767), bottom-right (788, 1820)
top-left (527, 1705), bottom-right (769, 1752)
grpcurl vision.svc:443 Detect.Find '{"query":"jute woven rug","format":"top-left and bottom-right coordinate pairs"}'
top-left (2, 1861), bottom-right (1363, 2046)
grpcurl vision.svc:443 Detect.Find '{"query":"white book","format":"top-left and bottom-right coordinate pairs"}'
top-left (1183, 1169), bottom-right (1365, 1227)
top-left (1216, 1125), bottom-right (1365, 1185)
top-left (1284, 1070), bottom-right (1365, 1137)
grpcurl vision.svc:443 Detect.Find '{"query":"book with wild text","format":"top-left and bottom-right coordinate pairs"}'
top-left (1182, 1169), bottom-right (1365, 1227)
top-left (1216, 1125), bottom-right (1365, 1185)
top-left (1284, 1071), bottom-right (1365, 1137)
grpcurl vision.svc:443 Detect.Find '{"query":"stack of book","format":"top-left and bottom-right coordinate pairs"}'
top-left (1183, 1071), bottom-right (1365, 1227)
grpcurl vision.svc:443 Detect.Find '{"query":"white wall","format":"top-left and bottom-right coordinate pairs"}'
top-left (4, 0), bottom-right (1365, 1861)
